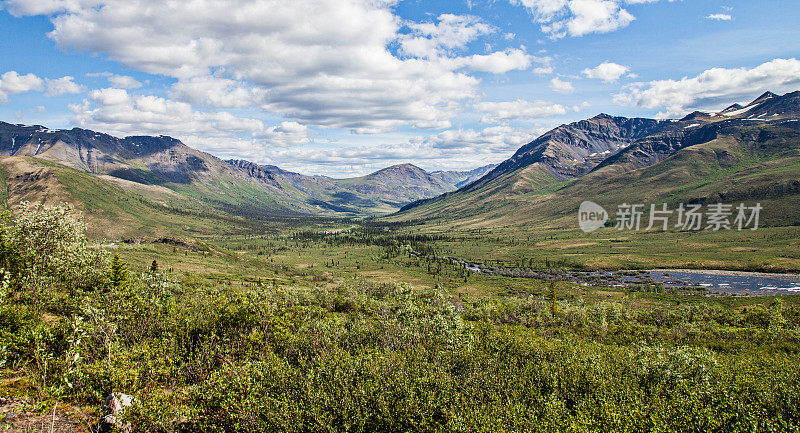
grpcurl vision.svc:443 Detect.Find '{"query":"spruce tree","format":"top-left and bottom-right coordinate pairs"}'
top-left (110, 253), bottom-right (128, 288)
top-left (549, 281), bottom-right (558, 315)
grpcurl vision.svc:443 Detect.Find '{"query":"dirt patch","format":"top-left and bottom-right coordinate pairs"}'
top-left (0, 397), bottom-right (89, 433)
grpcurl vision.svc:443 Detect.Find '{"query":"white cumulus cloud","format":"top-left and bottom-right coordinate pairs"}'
top-left (445, 48), bottom-right (533, 74)
top-left (87, 72), bottom-right (143, 89)
top-left (550, 77), bottom-right (575, 94)
top-left (44, 76), bottom-right (84, 96)
top-left (399, 14), bottom-right (494, 58)
top-left (614, 58), bottom-right (800, 117)
top-left (8, 1), bottom-right (536, 134)
top-left (475, 99), bottom-right (569, 123)
top-left (108, 75), bottom-right (142, 89)
top-left (0, 71), bottom-right (44, 102)
top-left (0, 71), bottom-right (85, 102)
top-left (511, 0), bottom-right (641, 39)
top-left (582, 61), bottom-right (630, 82)
top-left (69, 88), bottom-right (310, 150)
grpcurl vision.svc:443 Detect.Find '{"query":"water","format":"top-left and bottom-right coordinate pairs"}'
top-left (645, 270), bottom-right (800, 295)
top-left (462, 261), bottom-right (800, 296)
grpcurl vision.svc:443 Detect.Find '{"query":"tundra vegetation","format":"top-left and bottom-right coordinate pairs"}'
top-left (0, 204), bottom-right (799, 432)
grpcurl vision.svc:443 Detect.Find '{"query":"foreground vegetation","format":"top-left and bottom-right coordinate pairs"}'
top-left (1, 204), bottom-right (799, 432)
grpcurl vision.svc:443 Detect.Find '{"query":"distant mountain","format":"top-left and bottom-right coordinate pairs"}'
top-left (334, 164), bottom-right (454, 206)
top-left (595, 91), bottom-right (800, 173)
top-left (395, 91), bottom-right (800, 228)
top-left (0, 121), bottom-right (492, 235)
top-left (228, 161), bottom-right (466, 214)
top-left (431, 164), bottom-right (497, 188)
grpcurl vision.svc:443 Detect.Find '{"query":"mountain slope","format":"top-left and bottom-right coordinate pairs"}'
top-left (0, 121), bottom-right (496, 235)
top-left (394, 91), bottom-right (800, 229)
top-left (0, 122), bottom-right (317, 219)
top-left (474, 114), bottom-right (664, 185)
top-left (333, 164), bottom-right (454, 207)
top-left (0, 155), bottom-right (270, 238)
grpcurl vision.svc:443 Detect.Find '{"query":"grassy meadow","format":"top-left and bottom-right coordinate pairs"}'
top-left (1, 204), bottom-right (799, 432)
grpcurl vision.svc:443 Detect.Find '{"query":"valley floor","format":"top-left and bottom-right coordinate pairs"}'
top-left (3, 217), bottom-right (800, 431)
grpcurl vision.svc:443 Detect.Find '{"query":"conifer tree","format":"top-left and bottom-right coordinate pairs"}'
top-left (549, 281), bottom-right (558, 315)
top-left (110, 253), bottom-right (128, 288)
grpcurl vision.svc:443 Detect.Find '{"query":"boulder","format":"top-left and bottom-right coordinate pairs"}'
top-left (98, 392), bottom-right (135, 433)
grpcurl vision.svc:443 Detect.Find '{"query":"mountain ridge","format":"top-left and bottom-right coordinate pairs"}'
top-left (2, 90), bottom-right (798, 236)
top-left (395, 90), bottom-right (800, 228)
top-left (0, 121), bottom-right (498, 235)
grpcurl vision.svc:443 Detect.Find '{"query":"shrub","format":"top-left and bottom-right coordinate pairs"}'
top-left (0, 203), bottom-right (110, 306)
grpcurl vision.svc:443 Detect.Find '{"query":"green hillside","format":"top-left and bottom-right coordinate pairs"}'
top-left (393, 122), bottom-right (800, 230)
top-left (0, 156), bottom-right (313, 238)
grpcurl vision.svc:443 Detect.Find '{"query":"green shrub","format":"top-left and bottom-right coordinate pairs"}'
top-left (0, 203), bottom-right (110, 306)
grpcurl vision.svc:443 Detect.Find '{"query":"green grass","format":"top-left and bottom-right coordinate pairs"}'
top-left (3, 205), bottom-right (800, 432)
top-left (14, 157), bottom-right (347, 238)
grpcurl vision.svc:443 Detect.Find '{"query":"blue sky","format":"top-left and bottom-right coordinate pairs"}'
top-left (1, 0), bottom-right (799, 177)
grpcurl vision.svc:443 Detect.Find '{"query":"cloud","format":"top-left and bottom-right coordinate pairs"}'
top-left (614, 58), bottom-right (800, 117)
top-left (69, 88), bottom-right (309, 149)
top-left (705, 13), bottom-right (732, 21)
top-left (445, 48), bottom-right (533, 74)
top-left (550, 77), bottom-right (575, 94)
top-left (87, 72), bottom-right (143, 89)
top-left (582, 61), bottom-right (629, 82)
top-left (2, 0), bottom-right (102, 16)
top-left (0, 71), bottom-right (83, 102)
top-left (44, 76), bottom-right (84, 96)
top-left (511, 0), bottom-right (639, 39)
top-left (108, 75), bottom-right (142, 89)
top-left (562, 0), bottom-right (635, 37)
top-left (531, 55), bottom-right (555, 74)
top-left (398, 14), bottom-right (533, 74)
top-left (259, 125), bottom-right (543, 177)
top-left (169, 76), bottom-right (266, 109)
top-left (0, 71), bottom-right (44, 102)
top-left (399, 14), bottom-right (494, 58)
top-left (419, 125), bottom-right (539, 151)
top-left (8, 1), bottom-right (536, 134)
top-left (475, 99), bottom-right (569, 123)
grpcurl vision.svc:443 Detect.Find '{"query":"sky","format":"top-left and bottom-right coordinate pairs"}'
top-left (0, 0), bottom-right (799, 178)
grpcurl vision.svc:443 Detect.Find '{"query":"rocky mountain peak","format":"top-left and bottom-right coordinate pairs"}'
top-left (680, 111), bottom-right (713, 122)
top-left (367, 163), bottom-right (428, 179)
top-left (751, 91), bottom-right (778, 105)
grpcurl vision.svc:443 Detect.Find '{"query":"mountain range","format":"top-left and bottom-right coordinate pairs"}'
top-left (0, 120), bottom-right (495, 236)
top-left (1, 90), bottom-right (798, 237)
top-left (396, 91), bottom-right (800, 229)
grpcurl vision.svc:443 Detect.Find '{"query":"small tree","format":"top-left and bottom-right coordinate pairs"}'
top-left (110, 253), bottom-right (129, 288)
top-left (150, 259), bottom-right (159, 273)
top-left (549, 281), bottom-right (559, 315)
